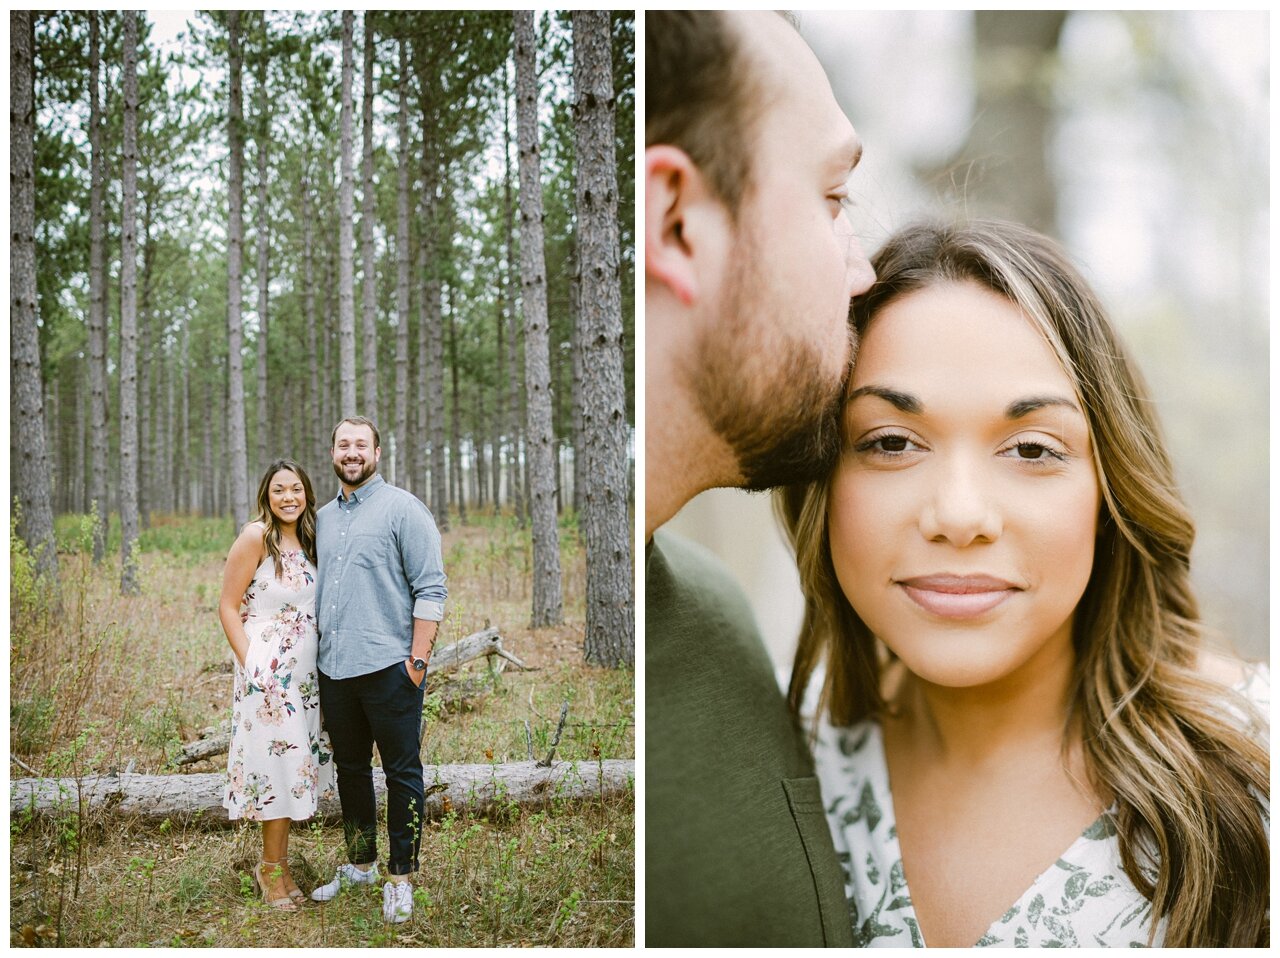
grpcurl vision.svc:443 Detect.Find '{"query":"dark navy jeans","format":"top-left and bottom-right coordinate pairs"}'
top-left (318, 661), bottom-right (426, 876)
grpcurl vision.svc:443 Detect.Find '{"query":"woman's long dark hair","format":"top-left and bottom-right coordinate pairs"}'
top-left (780, 219), bottom-right (1269, 947)
top-left (254, 459), bottom-right (317, 578)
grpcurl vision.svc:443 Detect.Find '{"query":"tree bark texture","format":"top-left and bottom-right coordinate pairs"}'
top-left (337, 11), bottom-right (358, 420)
top-left (393, 37), bottom-right (411, 490)
top-left (10, 760), bottom-right (633, 824)
top-left (119, 10), bottom-right (141, 595)
top-left (360, 12), bottom-right (379, 419)
top-left (447, 284), bottom-right (467, 522)
top-left (493, 294), bottom-right (506, 508)
top-left (10, 10), bottom-right (59, 580)
top-left (226, 12), bottom-right (251, 524)
top-left (87, 11), bottom-right (109, 563)
top-left (414, 212), bottom-right (430, 504)
top-left (513, 11), bottom-right (564, 628)
top-left (573, 11), bottom-right (633, 667)
top-left (138, 187), bottom-right (154, 530)
top-left (502, 62), bottom-right (526, 526)
top-left (301, 159), bottom-right (322, 471)
top-left (254, 41), bottom-right (271, 473)
top-left (415, 51), bottom-right (447, 527)
top-left (569, 239), bottom-right (584, 515)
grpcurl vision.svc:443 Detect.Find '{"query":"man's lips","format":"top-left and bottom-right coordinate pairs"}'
top-left (897, 574), bottom-right (1021, 619)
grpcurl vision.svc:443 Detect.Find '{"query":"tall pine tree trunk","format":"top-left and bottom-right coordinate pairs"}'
top-left (413, 46), bottom-right (446, 527)
top-left (414, 207), bottom-right (430, 504)
top-left (74, 363), bottom-right (86, 514)
top-left (360, 12), bottom-right (379, 418)
top-left (569, 239), bottom-right (584, 515)
top-left (88, 11), bottom-right (109, 561)
top-left (502, 61), bottom-right (525, 526)
top-left (301, 157), bottom-right (322, 472)
top-left (119, 10), bottom-right (141, 594)
top-left (393, 37), bottom-right (411, 489)
top-left (337, 11), bottom-right (357, 417)
top-left (322, 237), bottom-right (337, 437)
top-left (201, 373), bottom-right (215, 516)
top-left (493, 295), bottom-right (505, 509)
top-left (138, 186), bottom-right (154, 530)
top-left (574, 11), bottom-right (632, 667)
top-left (254, 41), bottom-right (270, 472)
top-left (446, 283), bottom-right (466, 524)
top-left (226, 11), bottom-right (251, 522)
top-left (513, 11), bottom-right (563, 628)
top-left (10, 10), bottom-right (58, 581)
top-left (177, 325), bottom-right (190, 513)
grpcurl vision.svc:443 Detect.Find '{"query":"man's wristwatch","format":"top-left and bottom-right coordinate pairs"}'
top-left (410, 657), bottom-right (428, 672)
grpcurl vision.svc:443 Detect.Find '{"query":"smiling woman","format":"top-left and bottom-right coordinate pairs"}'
top-left (777, 220), bottom-right (1269, 948)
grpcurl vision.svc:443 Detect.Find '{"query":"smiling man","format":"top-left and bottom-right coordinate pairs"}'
top-left (646, 10), bottom-right (875, 947)
top-left (311, 415), bottom-right (447, 925)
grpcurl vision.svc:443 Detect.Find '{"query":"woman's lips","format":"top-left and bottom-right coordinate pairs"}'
top-left (898, 574), bottom-right (1020, 620)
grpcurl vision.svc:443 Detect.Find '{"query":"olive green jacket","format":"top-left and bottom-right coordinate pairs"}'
top-left (645, 530), bottom-right (853, 947)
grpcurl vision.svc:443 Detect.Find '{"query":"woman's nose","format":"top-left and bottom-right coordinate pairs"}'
top-left (917, 455), bottom-right (1002, 547)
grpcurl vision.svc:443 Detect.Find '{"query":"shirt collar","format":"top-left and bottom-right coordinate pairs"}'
top-left (337, 472), bottom-right (384, 505)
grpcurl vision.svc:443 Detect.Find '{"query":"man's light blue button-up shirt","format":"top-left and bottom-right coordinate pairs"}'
top-left (316, 473), bottom-right (447, 680)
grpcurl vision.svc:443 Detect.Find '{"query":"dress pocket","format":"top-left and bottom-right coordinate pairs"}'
top-left (783, 776), bottom-right (851, 947)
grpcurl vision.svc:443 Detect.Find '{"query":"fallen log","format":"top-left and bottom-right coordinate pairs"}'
top-left (10, 759), bottom-right (634, 824)
top-left (175, 627), bottom-right (521, 767)
top-left (426, 625), bottom-right (528, 675)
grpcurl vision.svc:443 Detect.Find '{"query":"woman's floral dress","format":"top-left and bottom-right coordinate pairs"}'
top-left (810, 665), bottom-right (1269, 947)
top-left (223, 549), bottom-right (335, 821)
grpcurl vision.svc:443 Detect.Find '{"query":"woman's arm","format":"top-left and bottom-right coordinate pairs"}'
top-left (218, 522), bottom-right (265, 668)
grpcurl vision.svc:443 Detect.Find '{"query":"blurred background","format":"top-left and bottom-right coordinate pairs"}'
top-left (664, 10), bottom-right (1269, 668)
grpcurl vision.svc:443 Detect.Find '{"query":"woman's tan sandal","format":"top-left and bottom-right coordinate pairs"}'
top-left (253, 859), bottom-right (300, 912)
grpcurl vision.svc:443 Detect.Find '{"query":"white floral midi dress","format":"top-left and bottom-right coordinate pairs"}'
top-left (810, 665), bottom-right (1269, 947)
top-left (223, 549), bottom-right (335, 821)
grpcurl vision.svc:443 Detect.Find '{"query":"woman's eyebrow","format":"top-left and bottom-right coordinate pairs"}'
top-left (846, 384), bottom-right (921, 414)
top-left (1006, 396), bottom-right (1081, 419)
top-left (848, 386), bottom-right (1082, 421)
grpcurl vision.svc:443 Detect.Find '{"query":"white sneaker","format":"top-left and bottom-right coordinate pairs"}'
top-left (382, 880), bottom-right (413, 923)
top-left (310, 862), bottom-right (380, 902)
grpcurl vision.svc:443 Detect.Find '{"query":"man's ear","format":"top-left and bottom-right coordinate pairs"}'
top-left (645, 145), bottom-right (726, 307)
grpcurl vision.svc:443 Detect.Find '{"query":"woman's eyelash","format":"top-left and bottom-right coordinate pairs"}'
top-left (853, 432), bottom-right (918, 455)
top-left (851, 432), bottom-right (1070, 463)
top-left (1000, 440), bottom-right (1068, 463)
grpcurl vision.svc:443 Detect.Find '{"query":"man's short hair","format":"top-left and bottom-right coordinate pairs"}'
top-left (647, 11), bottom-right (768, 211)
top-left (331, 415), bottom-right (380, 449)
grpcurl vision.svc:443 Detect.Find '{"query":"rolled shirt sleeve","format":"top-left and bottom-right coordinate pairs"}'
top-left (398, 495), bottom-right (447, 622)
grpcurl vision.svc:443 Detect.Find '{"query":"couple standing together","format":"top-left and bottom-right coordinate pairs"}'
top-left (647, 11), bottom-right (1268, 949)
top-left (217, 415), bottom-right (447, 924)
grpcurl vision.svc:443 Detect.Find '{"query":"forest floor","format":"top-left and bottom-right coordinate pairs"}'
top-left (10, 511), bottom-right (634, 948)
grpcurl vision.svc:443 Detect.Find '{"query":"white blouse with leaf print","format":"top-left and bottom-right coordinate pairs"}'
top-left (809, 664), bottom-right (1269, 948)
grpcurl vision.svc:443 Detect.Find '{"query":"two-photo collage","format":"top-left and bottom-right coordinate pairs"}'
top-left (9, 9), bottom-right (1269, 949)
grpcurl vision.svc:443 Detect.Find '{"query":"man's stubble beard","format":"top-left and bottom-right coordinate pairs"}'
top-left (693, 229), bottom-right (853, 492)
top-left (333, 458), bottom-right (377, 488)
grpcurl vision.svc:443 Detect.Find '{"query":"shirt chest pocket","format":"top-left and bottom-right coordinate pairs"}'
top-left (349, 533), bottom-right (392, 569)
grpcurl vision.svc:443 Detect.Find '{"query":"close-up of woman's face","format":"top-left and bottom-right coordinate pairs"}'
top-left (267, 469), bottom-right (307, 526)
top-left (827, 280), bottom-right (1101, 690)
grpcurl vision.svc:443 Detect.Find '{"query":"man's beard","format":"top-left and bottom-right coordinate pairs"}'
top-left (333, 457), bottom-right (376, 488)
top-left (693, 247), bottom-right (853, 491)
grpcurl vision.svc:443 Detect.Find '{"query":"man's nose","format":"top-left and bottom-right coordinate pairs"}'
top-left (842, 228), bottom-right (875, 299)
top-left (917, 455), bottom-right (1002, 547)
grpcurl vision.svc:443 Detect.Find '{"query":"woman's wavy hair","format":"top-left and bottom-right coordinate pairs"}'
top-left (777, 219), bottom-right (1268, 947)
top-left (254, 458), bottom-right (317, 578)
